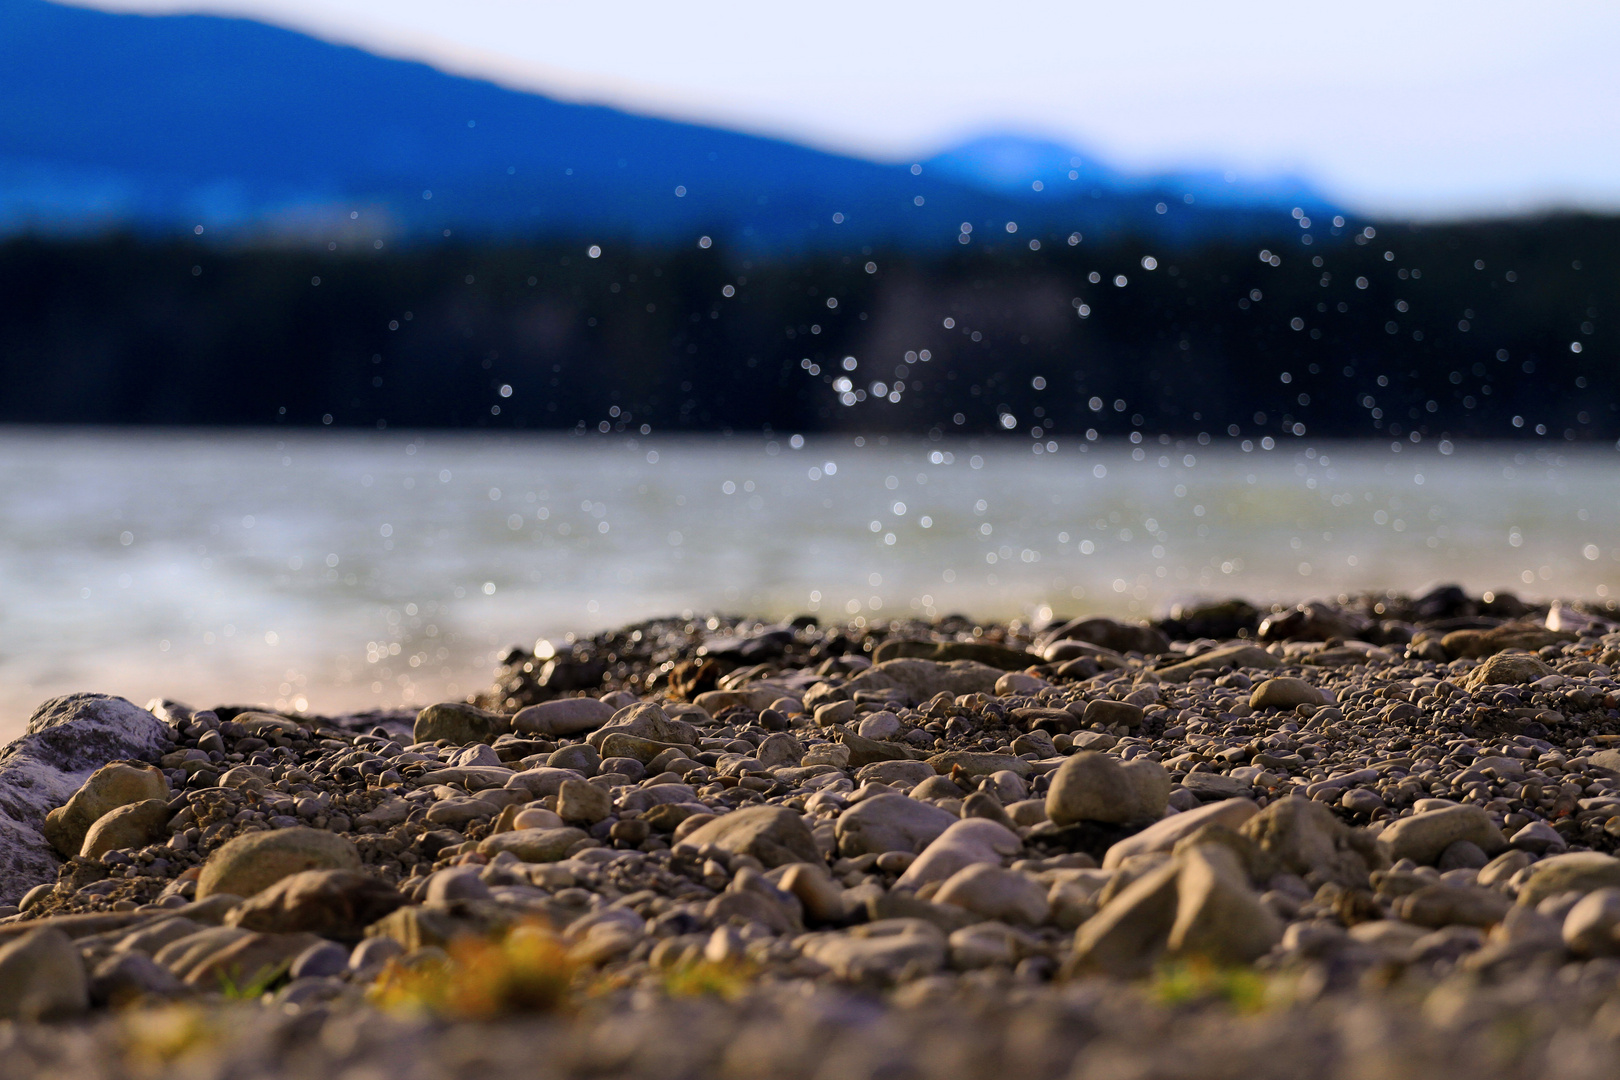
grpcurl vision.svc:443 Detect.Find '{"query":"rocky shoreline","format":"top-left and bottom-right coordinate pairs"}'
top-left (4, 590), bottom-right (1620, 1078)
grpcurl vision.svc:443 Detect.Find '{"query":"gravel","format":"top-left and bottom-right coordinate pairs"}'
top-left (2, 588), bottom-right (1620, 1078)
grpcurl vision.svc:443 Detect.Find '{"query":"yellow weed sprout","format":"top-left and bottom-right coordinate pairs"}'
top-left (369, 923), bottom-right (580, 1018)
top-left (659, 957), bottom-right (757, 1000)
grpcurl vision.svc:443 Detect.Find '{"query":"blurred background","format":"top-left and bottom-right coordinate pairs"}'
top-left (0, 0), bottom-right (1616, 728)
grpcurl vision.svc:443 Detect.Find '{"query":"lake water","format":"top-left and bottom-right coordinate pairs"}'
top-left (2, 429), bottom-right (1616, 739)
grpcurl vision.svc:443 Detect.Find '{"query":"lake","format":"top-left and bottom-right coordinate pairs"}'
top-left (1, 429), bottom-right (1615, 738)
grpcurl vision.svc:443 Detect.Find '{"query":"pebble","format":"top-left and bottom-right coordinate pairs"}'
top-left (1046, 752), bottom-right (1170, 825)
top-left (196, 827), bottom-right (362, 899)
top-left (43, 762), bottom-right (170, 858)
top-left (834, 793), bottom-right (956, 857)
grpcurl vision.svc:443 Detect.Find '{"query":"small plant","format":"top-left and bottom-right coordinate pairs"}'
top-left (369, 923), bottom-right (579, 1018)
top-left (216, 961), bottom-right (290, 1000)
top-left (1150, 958), bottom-right (1269, 1013)
top-left (660, 958), bottom-right (756, 1000)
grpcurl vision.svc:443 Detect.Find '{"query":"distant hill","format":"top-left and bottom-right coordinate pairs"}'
top-left (0, 0), bottom-right (1340, 248)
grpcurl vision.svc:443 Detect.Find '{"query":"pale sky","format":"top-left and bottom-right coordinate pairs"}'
top-left (74, 0), bottom-right (1620, 218)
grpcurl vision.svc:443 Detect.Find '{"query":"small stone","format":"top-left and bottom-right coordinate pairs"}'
top-left (1509, 820), bottom-right (1566, 854)
top-left (679, 806), bottom-right (820, 868)
top-left (349, 936), bottom-right (405, 974)
top-left (586, 703), bottom-right (700, 752)
top-left (857, 711), bottom-right (905, 741)
top-left (43, 762), bottom-right (170, 858)
top-left (1248, 678), bottom-right (1325, 711)
top-left (182, 930), bottom-right (325, 989)
top-left (543, 745), bottom-right (601, 775)
top-left (0, 928), bottom-right (87, 1019)
top-left (1478, 849), bottom-right (1534, 886)
top-left (1340, 787), bottom-right (1386, 815)
top-left (1437, 840), bottom-right (1490, 871)
top-left (948, 921), bottom-right (1024, 969)
top-left (289, 940), bottom-right (350, 979)
top-left (933, 864), bottom-right (1049, 924)
top-left (854, 760), bottom-right (937, 789)
top-left (1046, 752), bottom-right (1171, 826)
top-left (995, 672), bottom-right (1050, 696)
top-left (925, 752), bottom-right (1035, 780)
top-left (598, 733), bottom-right (694, 764)
top-left (1240, 795), bottom-right (1381, 889)
top-left (1179, 772), bottom-right (1252, 800)
top-left (838, 730), bottom-right (916, 767)
top-left (114, 915), bottom-right (203, 956)
top-left (154, 927), bottom-right (253, 979)
top-left (557, 779), bottom-right (613, 824)
top-left (1168, 844), bottom-right (1284, 964)
top-left (1103, 798), bottom-right (1260, 869)
top-left (779, 862), bottom-right (846, 925)
top-left (477, 827), bottom-right (590, 863)
top-left (756, 733), bottom-right (806, 768)
top-left (1392, 883), bottom-right (1512, 928)
top-left (79, 798), bottom-right (171, 860)
top-left (413, 702), bottom-right (508, 745)
top-left (1070, 858), bottom-right (1182, 976)
top-left (448, 743), bottom-right (502, 769)
top-left (835, 794), bottom-right (957, 857)
top-left (1377, 805), bottom-right (1505, 866)
top-left (896, 818), bottom-right (1023, 889)
top-left (225, 869), bottom-right (405, 940)
top-left (797, 918), bottom-right (946, 984)
top-left (88, 952), bottom-right (184, 1005)
top-left (1516, 852), bottom-right (1620, 908)
top-left (609, 818), bottom-right (649, 844)
top-left (511, 697), bottom-right (616, 737)
top-left (197, 827), bottom-right (362, 900)
top-left (1463, 652), bottom-right (1555, 690)
top-left (1563, 887), bottom-right (1620, 957)
top-left (1154, 645), bottom-right (1280, 684)
top-left (1082, 700), bottom-right (1144, 730)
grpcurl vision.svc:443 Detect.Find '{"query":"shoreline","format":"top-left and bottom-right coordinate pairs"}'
top-left (1, 593), bottom-right (1619, 1076)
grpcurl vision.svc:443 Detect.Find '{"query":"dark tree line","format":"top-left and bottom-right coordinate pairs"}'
top-left (0, 214), bottom-right (1612, 441)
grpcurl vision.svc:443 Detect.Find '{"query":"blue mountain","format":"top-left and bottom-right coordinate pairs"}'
top-left (0, 0), bottom-right (1338, 248)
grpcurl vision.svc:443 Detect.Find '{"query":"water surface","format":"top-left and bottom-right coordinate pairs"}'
top-left (2, 430), bottom-right (1615, 738)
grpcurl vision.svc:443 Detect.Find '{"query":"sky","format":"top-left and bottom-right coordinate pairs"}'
top-left (74, 0), bottom-right (1620, 218)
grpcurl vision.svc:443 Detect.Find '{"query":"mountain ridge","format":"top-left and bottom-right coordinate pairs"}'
top-left (0, 0), bottom-right (1340, 247)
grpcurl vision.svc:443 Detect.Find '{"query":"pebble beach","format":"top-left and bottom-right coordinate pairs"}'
top-left (5, 589), bottom-right (1620, 1078)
